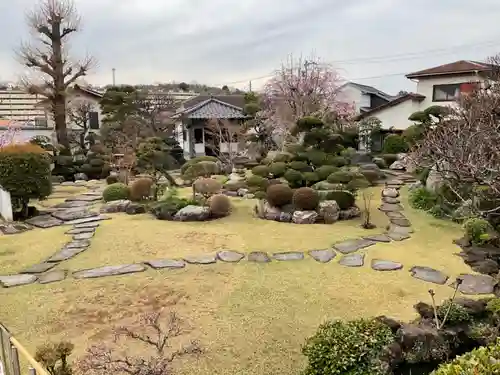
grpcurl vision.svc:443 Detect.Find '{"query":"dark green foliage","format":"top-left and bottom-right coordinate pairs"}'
top-left (290, 153), bottom-right (309, 162)
top-left (306, 150), bottom-right (328, 167)
top-left (418, 167), bottom-right (431, 185)
top-left (52, 154), bottom-right (77, 181)
top-left (150, 191), bottom-right (198, 219)
top-left (269, 162), bottom-right (287, 177)
top-left (183, 161), bottom-right (219, 179)
top-left (283, 169), bottom-right (304, 188)
top-left (78, 144), bottom-right (111, 180)
top-left (252, 165), bottom-right (270, 177)
top-left (302, 318), bottom-right (394, 375)
top-left (347, 177), bottom-right (371, 193)
top-left (285, 144), bottom-right (306, 155)
top-left (313, 181), bottom-right (344, 191)
top-left (409, 187), bottom-right (438, 211)
top-left (266, 184), bottom-right (294, 207)
top-left (35, 341), bottom-right (74, 375)
top-left (322, 190), bottom-right (355, 210)
top-left (106, 175), bottom-right (119, 185)
top-left (246, 175), bottom-right (269, 190)
top-left (100, 85), bottom-right (141, 123)
top-left (271, 152), bottom-right (293, 163)
top-left (463, 218), bottom-right (495, 246)
top-left (403, 124), bottom-right (426, 147)
top-left (180, 156), bottom-right (219, 175)
top-left (254, 191), bottom-right (267, 200)
top-left (382, 134), bottom-right (408, 154)
top-left (292, 187), bottom-right (320, 210)
top-left (381, 154), bottom-right (398, 167)
top-left (373, 158), bottom-right (387, 169)
top-left (329, 156), bottom-right (347, 167)
top-left (436, 301), bottom-right (471, 326)
top-left (315, 165), bottom-right (338, 181)
top-left (162, 137), bottom-right (186, 166)
top-left (29, 135), bottom-right (55, 151)
top-left (289, 160), bottom-right (311, 172)
top-left (295, 116), bottom-right (324, 132)
top-left (103, 183), bottom-right (129, 202)
top-left (360, 170), bottom-right (380, 185)
top-left (304, 172), bottom-right (320, 186)
top-left (327, 171), bottom-right (352, 184)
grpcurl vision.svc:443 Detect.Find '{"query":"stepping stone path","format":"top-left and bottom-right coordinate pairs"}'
top-left (73, 264), bottom-right (146, 279)
top-left (382, 197), bottom-right (400, 204)
top-left (74, 222), bottom-right (100, 229)
top-left (339, 253), bottom-right (365, 267)
top-left (217, 251), bottom-right (245, 263)
top-left (51, 209), bottom-right (98, 222)
top-left (364, 234), bottom-right (392, 243)
top-left (0, 222), bottom-right (32, 235)
top-left (183, 255), bottom-right (217, 265)
top-left (273, 252), bottom-right (304, 261)
top-left (73, 232), bottom-right (94, 240)
top-left (53, 201), bottom-right (93, 209)
top-left (66, 195), bottom-right (102, 202)
top-left (38, 270), bottom-right (66, 284)
top-left (66, 227), bottom-right (95, 235)
top-left (248, 252), bottom-right (271, 263)
top-left (453, 274), bottom-right (497, 295)
top-left (21, 263), bottom-right (55, 274)
top-left (379, 203), bottom-right (404, 212)
top-left (371, 259), bottom-right (403, 271)
top-left (308, 249), bottom-right (336, 263)
top-left (145, 259), bottom-right (186, 269)
top-left (334, 239), bottom-right (375, 254)
top-left (64, 215), bottom-right (110, 226)
top-left (25, 215), bottom-right (63, 228)
top-left (0, 274), bottom-right (38, 287)
top-left (410, 266), bottom-right (449, 285)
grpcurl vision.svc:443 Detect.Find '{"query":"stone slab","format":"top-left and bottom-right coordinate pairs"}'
top-left (51, 209), bottom-right (98, 222)
top-left (38, 270), bottom-right (66, 284)
top-left (453, 274), bottom-right (497, 295)
top-left (66, 195), bottom-right (102, 202)
top-left (390, 217), bottom-right (412, 227)
top-left (0, 223), bottom-right (32, 235)
top-left (73, 264), bottom-right (146, 279)
top-left (387, 179), bottom-right (404, 186)
top-left (53, 201), bottom-right (93, 209)
top-left (0, 274), bottom-right (37, 288)
top-left (217, 251), bottom-right (245, 263)
top-left (308, 249), bottom-right (336, 263)
top-left (382, 188), bottom-right (399, 198)
top-left (64, 215), bottom-right (110, 226)
top-left (73, 232), bottom-right (95, 240)
top-left (385, 211), bottom-right (405, 219)
top-left (272, 252), bottom-right (304, 261)
top-left (363, 234), bottom-right (392, 243)
top-left (248, 251), bottom-right (271, 263)
top-left (339, 253), bottom-right (365, 267)
top-left (382, 197), bottom-right (401, 204)
top-left (410, 266), bottom-right (449, 285)
top-left (21, 263), bottom-right (56, 274)
top-left (144, 259), bottom-right (186, 269)
top-left (388, 224), bottom-right (414, 234)
top-left (47, 247), bottom-right (87, 262)
top-left (25, 215), bottom-right (63, 228)
top-left (183, 254), bottom-right (217, 265)
top-left (371, 259), bottom-right (403, 271)
top-left (73, 222), bottom-right (100, 229)
top-left (66, 227), bottom-right (96, 235)
top-left (64, 240), bottom-right (91, 249)
top-left (387, 232), bottom-right (410, 241)
top-left (333, 239), bottom-right (376, 254)
top-left (379, 203), bottom-right (404, 212)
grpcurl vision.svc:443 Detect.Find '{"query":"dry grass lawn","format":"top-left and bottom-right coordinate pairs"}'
top-left (0, 186), bottom-right (474, 375)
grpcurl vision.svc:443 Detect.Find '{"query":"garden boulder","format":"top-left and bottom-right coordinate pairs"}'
top-left (173, 205), bottom-right (210, 221)
top-left (292, 210), bottom-right (318, 224)
top-left (74, 173), bottom-right (88, 181)
top-left (318, 200), bottom-right (340, 224)
top-left (389, 161), bottom-right (405, 170)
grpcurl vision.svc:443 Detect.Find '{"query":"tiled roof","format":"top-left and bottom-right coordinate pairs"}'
top-left (346, 82), bottom-right (394, 101)
top-left (355, 93), bottom-right (425, 120)
top-left (406, 60), bottom-right (495, 79)
top-left (182, 98), bottom-right (247, 119)
top-left (182, 94), bottom-right (245, 110)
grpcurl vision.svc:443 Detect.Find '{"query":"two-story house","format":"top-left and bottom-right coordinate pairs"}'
top-left (356, 60), bottom-right (494, 150)
top-left (337, 82), bottom-right (394, 114)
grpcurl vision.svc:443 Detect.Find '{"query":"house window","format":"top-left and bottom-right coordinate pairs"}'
top-left (432, 82), bottom-right (479, 102)
top-left (194, 128), bottom-right (203, 143)
top-left (89, 111), bottom-right (99, 129)
top-left (34, 117), bottom-right (47, 127)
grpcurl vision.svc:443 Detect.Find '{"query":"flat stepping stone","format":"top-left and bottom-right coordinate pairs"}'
top-left (387, 232), bottom-right (410, 241)
top-left (183, 254), bottom-right (217, 265)
top-left (387, 179), bottom-right (404, 186)
top-left (64, 215), bottom-right (110, 226)
top-left (25, 215), bottom-right (63, 228)
top-left (74, 222), bottom-right (100, 229)
top-left (333, 239), bottom-right (376, 254)
top-left (308, 249), bottom-right (336, 263)
top-left (339, 253), bottom-right (365, 267)
top-left (145, 259), bottom-right (186, 269)
top-left (66, 195), bottom-right (102, 202)
top-left (453, 274), bottom-right (497, 295)
top-left (385, 211), bottom-right (405, 219)
top-left (410, 266), bottom-right (448, 285)
top-left (51, 209), bottom-right (98, 221)
top-left (382, 188), bottom-right (399, 198)
top-left (0, 223), bottom-right (32, 235)
top-left (382, 197), bottom-right (400, 204)
top-left (0, 274), bottom-right (37, 288)
top-left (66, 227), bottom-right (95, 235)
top-left (38, 270), bottom-right (66, 284)
top-left (21, 263), bottom-right (56, 274)
top-left (390, 217), bottom-right (411, 227)
top-left (248, 252), bottom-right (271, 263)
top-left (47, 247), bottom-right (87, 262)
top-left (272, 252), bottom-right (304, 261)
top-left (64, 240), bottom-right (90, 249)
top-left (73, 232), bottom-right (95, 240)
top-left (371, 259), bottom-right (403, 271)
top-left (379, 203), bottom-right (404, 212)
top-left (53, 201), bottom-right (93, 209)
top-left (217, 251), bottom-right (245, 263)
top-left (363, 234), bottom-right (392, 243)
top-left (73, 264), bottom-right (146, 279)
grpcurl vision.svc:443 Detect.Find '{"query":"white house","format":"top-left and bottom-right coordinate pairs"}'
top-left (337, 82), bottom-right (394, 114)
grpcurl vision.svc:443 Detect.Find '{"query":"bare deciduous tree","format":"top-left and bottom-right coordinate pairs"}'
top-left (205, 118), bottom-right (243, 167)
top-left (17, 0), bottom-right (95, 150)
top-left (136, 92), bottom-right (176, 136)
top-left (67, 100), bottom-right (94, 152)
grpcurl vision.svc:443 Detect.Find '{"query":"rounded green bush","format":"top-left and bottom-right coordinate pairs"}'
top-left (303, 171), bottom-right (320, 185)
top-left (322, 190), bottom-right (355, 210)
top-left (180, 156), bottom-right (218, 175)
top-left (254, 191), bottom-right (267, 200)
top-left (382, 134), bottom-right (408, 154)
top-left (302, 318), bottom-right (394, 375)
top-left (103, 183), bottom-right (130, 202)
top-left (183, 160), bottom-right (220, 179)
top-left (292, 187), bottom-right (320, 210)
top-left (436, 300), bottom-right (471, 326)
top-left (252, 165), bottom-right (270, 177)
top-left (327, 171), bottom-right (352, 184)
top-left (381, 153), bottom-right (398, 166)
top-left (312, 181), bottom-right (344, 191)
top-left (315, 165), bottom-right (338, 181)
top-left (106, 175), bottom-right (119, 185)
top-left (266, 184), bottom-right (294, 207)
top-left (283, 169), bottom-right (304, 187)
top-left (265, 152), bottom-right (292, 163)
top-left (347, 177), bottom-right (371, 192)
top-left (360, 170), bottom-right (380, 185)
top-left (329, 156), bottom-right (348, 167)
top-left (269, 162), bottom-right (287, 177)
top-left (306, 150), bottom-right (327, 167)
top-left (463, 218), bottom-right (494, 246)
top-left (409, 187), bottom-right (438, 211)
top-left (246, 175), bottom-right (269, 190)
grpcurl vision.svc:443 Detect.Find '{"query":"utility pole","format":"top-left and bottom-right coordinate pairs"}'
top-left (249, 80), bottom-right (252, 92)
top-left (112, 68), bottom-right (116, 86)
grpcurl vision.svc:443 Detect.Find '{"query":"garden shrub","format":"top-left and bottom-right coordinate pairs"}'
top-left (0, 143), bottom-right (52, 212)
top-left (193, 177), bottom-right (222, 198)
top-left (329, 156), bottom-right (348, 167)
top-left (315, 165), bottom-right (338, 181)
top-left (322, 190), bottom-right (355, 210)
top-left (360, 170), bottom-right (380, 185)
top-left (290, 153), bottom-right (309, 162)
top-left (409, 187), bottom-right (438, 211)
top-left (292, 187), bottom-right (320, 211)
top-left (180, 156), bottom-right (218, 175)
top-left (52, 154), bottom-right (76, 181)
top-left (326, 171), bottom-right (352, 184)
top-left (463, 218), bottom-right (495, 246)
top-left (103, 183), bottom-right (129, 202)
top-left (184, 160), bottom-right (219, 179)
top-left (382, 134), bottom-right (408, 154)
top-left (252, 165), bottom-right (270, 177)
top-left (436, 301), bottom-right (471, 326)
top-left (372, 157), bottom-right (387, 169)
top-left (306, 150), bottom-right (327, 166)
top-left (224, 180), bottom-right (247, 192)
top-left (254, 191), bottom-right (267, 200)
top-left (266, 184), bottom-right (293, 207)
top-left (269, 162), bottom-right (287, 177)
top-left (211, 175), bottom-right (229, 185)
top-left (381, 154), bottom-right (398, 167)
top-left (150, 191), bottom-right (198, 219)
top-left (207, 194), bottom-right (231, 218)
top-left (79, 144), bottom-right (111, 179)
top-left (431, 339), bottom-right (500, 375)
top-left (129, 177), bottom-right (153, 201)
top-left (346, 177), bottom-right (371, 193)
top-left (289, 160), bottom-right (311, 172)
top-left (418, 167), bottom-right (431, 185)
top-left (302, 318), bottom-right (394, 375)
top-left (304, 171), bottom-right (320, 186)
top-left (246, 175), bottom-right (269, 190)
top-left (283, 169), bottom-right (304, 188)
top-left (265, 152), bottom-right (292, 163)
top-left (313, 181), bottom-right (344, 191)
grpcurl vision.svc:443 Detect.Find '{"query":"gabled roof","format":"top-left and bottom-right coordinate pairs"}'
top-left (73, 84), bottom-right (104, 98)
top-left (355, 93), bottom-right (425, 120)
top-left (406, 60), bottom-right (495, 79)
top-left (343, 82), bottom-right (394, 101)
top-left (181, 94), bottom-right (245, 110)
top-left (174, 97), bottom-right (247, 119)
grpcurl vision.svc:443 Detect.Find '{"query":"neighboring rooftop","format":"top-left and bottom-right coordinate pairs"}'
top-left (406, 60), bottom-right (495, 79)
top-left (355, 93), bottom-right (426, 120)
top-left (173, 97), bottom-right (247, 120)
top-left (181, 94), bottom-right (246, 110)
top-left (344, 82), bottom-right (394, 101)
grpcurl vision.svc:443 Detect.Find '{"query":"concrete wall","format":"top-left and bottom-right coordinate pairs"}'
top-left (45, 92), bottom-right (103, 131)
top-left (0, 186), bottom-right (13, 221)
top-left (372, 99), bottom-right (422, 130)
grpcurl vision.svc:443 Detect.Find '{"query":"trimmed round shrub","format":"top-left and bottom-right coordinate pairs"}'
top-left (315, 165), bottom-right (339, 181)
top-left (303, 171), bottom-right (320, 186)
top-left (264, 152), bottom-right (292, 163)
top-left (103, 183), bottom-right (129, 202)
top-left (312, 181), bottom-right (344, 191)
top-left (251, 165), bottom-right (270, 177)
top-left (409, 187), bottom-right (438, 211)
top-left (289, 160), bottom-right (311, 172)
top-left (268, 178), bottom-right (284, 186)
top-left (381, 153), bottom-right (398, 167)
top-left (329, 156), bottom-right (348, 168)
top-left (302, 318), bottom-right (394, 375)
top-left (208, 194), bottom-right (231, 218)
top-left (130, 177), bottom-right (153, 201)
top-left (224, 180), bottom-right (247, 192)
top-left (184, 160), bottom-right (219, 179)
top-left (327, 171), bottom-right (352, 184)
top-left (254, 191), bottom-right (267, 200)
top-left (292, 187), bottom-right (320, 210)
top-left (436, 301), bottom-right (471, 325)
top-left (360, 170), bottom-right (380, 185)
top-left (382, 134), bottom-right (408, 154)
top-left (246, 175), bottom-right (269, 190)
top-left (322, 190), bottom-right (355, 210)
top-left (269, 162), bottom-right (287, 177)
top-left (346, 177), bottom-right (370, 193)
top-left (290, 153), bottom-right (309, 162)
top-left (211, 174), bottom-right (229, 185)
top-left (180, 156), bottom-right (218, 175)
top-left (193, 177), bottom-right (222, 198)
top-left (106, 175), bottom-right (119, 185)
top-left (306, 150), bottom-right (327, 167)
top-left (463, 218), bottom-right (495, 246)
top-left (283, 169), bottom-right (304, 188)
top-left (266, 184), bottom-right (293, 207)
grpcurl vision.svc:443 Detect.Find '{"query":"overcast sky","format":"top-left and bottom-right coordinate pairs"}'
top-left (1, 0), bottom-right (500, 94)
